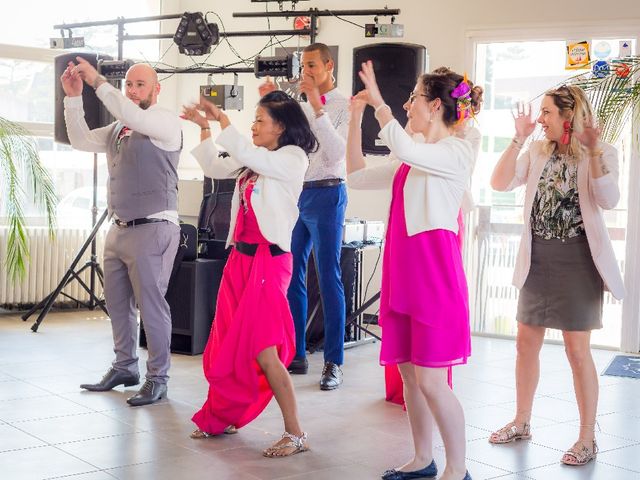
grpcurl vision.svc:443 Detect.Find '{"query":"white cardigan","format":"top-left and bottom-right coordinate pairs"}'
top-left (190, 125), bottom-right (308, 251)
top-left (347, 119), bottom-right (473, 235)
top-left (499, 140), bottom-right (625, 300)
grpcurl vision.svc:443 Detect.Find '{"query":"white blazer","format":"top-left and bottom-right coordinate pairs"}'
top-left (499, 140), bottom-right (625, 300)
top-left (191, 125), bottom-right (308, 252)
top-left (347, 119), bottom-right (473, 235)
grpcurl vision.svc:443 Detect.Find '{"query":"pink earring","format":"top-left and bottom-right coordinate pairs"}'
top-left (561, 120), bottom-right (572, 145)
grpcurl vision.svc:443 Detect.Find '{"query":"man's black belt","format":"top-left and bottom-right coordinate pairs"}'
top-left (235, 241), bottom-right (286, 257)
top-left (113, 218), bottom-right (168, 228)
top-left (303, 178), bottom-right (345, 189)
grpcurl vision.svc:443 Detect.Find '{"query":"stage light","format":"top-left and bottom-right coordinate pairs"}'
top-left (97, 59), bottom-right (135, 80)
top-left (254, 53), bottom-right (300, 79)
top-left (50, 29), bottom-right (85, 49)
top-left (201, 74), bottom-right (244, 111)
top-left (173, 12), bottom-right (219, 56)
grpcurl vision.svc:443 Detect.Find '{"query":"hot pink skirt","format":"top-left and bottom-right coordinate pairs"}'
top-left (192, 246), bottom-right (295, 434)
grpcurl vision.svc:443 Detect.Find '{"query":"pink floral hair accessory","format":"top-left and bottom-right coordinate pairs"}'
top-left (451, 73), bottom-right (473, 126)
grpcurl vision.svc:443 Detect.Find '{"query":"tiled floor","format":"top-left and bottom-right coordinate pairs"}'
top-left (1, 310), bottom-right (640, 479)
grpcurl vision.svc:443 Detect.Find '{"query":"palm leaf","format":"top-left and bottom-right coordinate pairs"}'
top-left (0, 116), bottom-right (57, 281)
top-left (564, 56), bottom-right (640, 144)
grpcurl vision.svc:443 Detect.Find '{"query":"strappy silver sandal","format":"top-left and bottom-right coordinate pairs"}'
top-left (190, 425), bottom-right (237, 439)
top-left (262, 431), bottom-right (309, 458)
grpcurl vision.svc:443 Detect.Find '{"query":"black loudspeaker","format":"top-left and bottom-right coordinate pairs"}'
top-left (305, 245), bottom-right (358, 351)
top-left (140, 258), bottom-right (226, 355)
top-left (352, 43), bottom-right (427, 155)
top-left (54, 52), bottom-right (114, 144)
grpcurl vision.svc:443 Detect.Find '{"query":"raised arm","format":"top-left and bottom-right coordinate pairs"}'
top-left (491, 103), bottom-right (536, 191)
top-left (183, 103), bottom-right (240, 179)
top-left (72, 57), bottom-right (181, 149)
top-left (346, 91), bottom-right (368, 175)
top-left (60, 61), bottom-right (110, 152)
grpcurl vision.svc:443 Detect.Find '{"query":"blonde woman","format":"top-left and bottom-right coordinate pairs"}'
top-left (489, 85), bottom-right (624, 466)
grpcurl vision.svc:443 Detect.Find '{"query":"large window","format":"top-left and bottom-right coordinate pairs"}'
top-left (0, 1), bottom-right (161, 228)
top-left (469, 38), bottom-right (636, 348)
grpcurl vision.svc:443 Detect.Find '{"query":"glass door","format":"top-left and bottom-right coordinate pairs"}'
top-left (468, 38), bottom-right (636, 348)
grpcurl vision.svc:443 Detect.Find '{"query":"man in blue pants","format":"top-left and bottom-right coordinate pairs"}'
top-left (261, 43), bottom-right (348, 390)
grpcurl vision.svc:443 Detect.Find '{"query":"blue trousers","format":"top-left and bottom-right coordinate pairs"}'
top-left (287, 183), bottom-right (347, 365)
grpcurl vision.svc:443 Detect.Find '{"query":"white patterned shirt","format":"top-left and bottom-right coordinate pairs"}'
top-left (300, 88), bottom-right (349, 181)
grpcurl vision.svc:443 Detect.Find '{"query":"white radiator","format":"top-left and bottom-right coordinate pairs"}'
top-left (0, 226), bottom-right (107, 307)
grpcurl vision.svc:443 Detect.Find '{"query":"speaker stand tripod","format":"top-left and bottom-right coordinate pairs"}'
top-left (22, 153), bottom-right (108, 332)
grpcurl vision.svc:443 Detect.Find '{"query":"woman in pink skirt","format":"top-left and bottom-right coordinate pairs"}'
top-left (183, 91), bottom-right (317, 457)
top-left (347, 63), bottom-right (473, 480)
top-left (384, 70), bottom-right (484, 407)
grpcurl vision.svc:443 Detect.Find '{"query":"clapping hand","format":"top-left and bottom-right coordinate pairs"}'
top-left (299, 73), bottom-right (322, 110)
top-left (573, 118), bottom-right (601, 150)
top-left (512, 101), bottom-right (536, 138)
top-left (258, 76), bottom-right (277, 97)
top-left (60, 61), bottom-right (83, 97)
top-left (349, 90), bottom-right (369, 118)
top-left (180, 104), bottom-right (208, 129)
top-left (357, 60), bottom-right (385, 108)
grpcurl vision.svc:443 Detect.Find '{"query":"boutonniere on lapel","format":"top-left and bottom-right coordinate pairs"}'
top-left (116, 126), bottom-right (132, 153)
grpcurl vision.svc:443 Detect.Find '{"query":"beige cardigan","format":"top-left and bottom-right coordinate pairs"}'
top-left (499, 140), bottom-right (625, 300)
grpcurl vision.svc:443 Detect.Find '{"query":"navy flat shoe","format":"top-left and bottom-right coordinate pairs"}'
top-left (462, 471), bottom-right (472, 480)
top-left (381, 460), bottom-right (438, 480)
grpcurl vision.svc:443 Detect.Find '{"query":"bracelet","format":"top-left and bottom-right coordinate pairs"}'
top-left (314, 108), bottom-right (326, 119)
top-left (374, 103), bottom-right (391, 114)
top-left (374, 103), bottom-right (391, 121)
top-left (512, 136), bottom-right (525, 150)
top-left (201, 127), bottom-right (211, 132)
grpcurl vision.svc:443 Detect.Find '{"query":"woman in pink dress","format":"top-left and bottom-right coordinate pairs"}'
top-left (385, 71), bottom-right (484, 406)
top-left (182, 91), bottom-right (317, 457)
top-left (347, 63), bottom-right (473, 480)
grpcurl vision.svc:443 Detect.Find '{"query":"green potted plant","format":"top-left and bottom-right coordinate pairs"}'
top-left (1, 116), bottom-right (57, 281)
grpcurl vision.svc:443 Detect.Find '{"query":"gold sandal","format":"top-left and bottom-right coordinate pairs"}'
top-left (190, 425), bottom-right (238, 439)
top-left (262, 432), bottom-right (309, 458)
top-left (489, 421), bottom-right (531, 444)
top-left (562, 440), bottom-right (598, 466)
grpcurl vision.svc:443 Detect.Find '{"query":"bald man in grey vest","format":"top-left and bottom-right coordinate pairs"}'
top-left (61, 58), bottom-right (181, 406)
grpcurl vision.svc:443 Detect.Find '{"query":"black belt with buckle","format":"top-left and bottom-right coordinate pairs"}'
top-left (303, 178), bottom-right (345, 189)
top-left (113, 218), bottom-right (168, 228)
top-left (235, 241), bottom-right (286, 257)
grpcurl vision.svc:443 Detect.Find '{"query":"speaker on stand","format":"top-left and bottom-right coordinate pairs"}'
top-left (23, 53), bottom-right (116, 331)
top-left (352, 43), bottom-right (428, 155)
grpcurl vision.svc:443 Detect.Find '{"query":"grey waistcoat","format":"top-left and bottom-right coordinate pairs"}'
top-left (106, 122), bottom-right (181, 222)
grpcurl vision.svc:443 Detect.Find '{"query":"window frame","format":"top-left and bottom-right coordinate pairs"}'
top-left (465, 22), bottom-right (640, 353)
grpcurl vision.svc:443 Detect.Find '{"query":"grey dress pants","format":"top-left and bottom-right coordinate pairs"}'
top-left (103, 221), bottom-right (180, 384)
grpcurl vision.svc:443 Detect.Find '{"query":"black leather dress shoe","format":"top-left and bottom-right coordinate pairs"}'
top-left (319, 362), bottom-right (343, 390)
top-left (381, 460), bottom-right (438, 480)
top-left (80, 368), bottom-right (139, 392)
top-left (288, 357), bottom-right (309, 375)
top-left (126, 380), bottom-right (167, 406)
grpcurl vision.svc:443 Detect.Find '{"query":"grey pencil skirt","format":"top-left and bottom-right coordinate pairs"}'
top-left (517, 235), bottom-right (604, 331)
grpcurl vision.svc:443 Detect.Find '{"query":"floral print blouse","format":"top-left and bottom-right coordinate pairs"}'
top-left (530, 153), bottom-right (585, 239)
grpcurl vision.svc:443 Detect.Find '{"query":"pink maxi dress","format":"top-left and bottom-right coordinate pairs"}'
top-left (192, 177), bottom-right (296, 434)
top-left (381, 164), bottom-right (470, 405)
